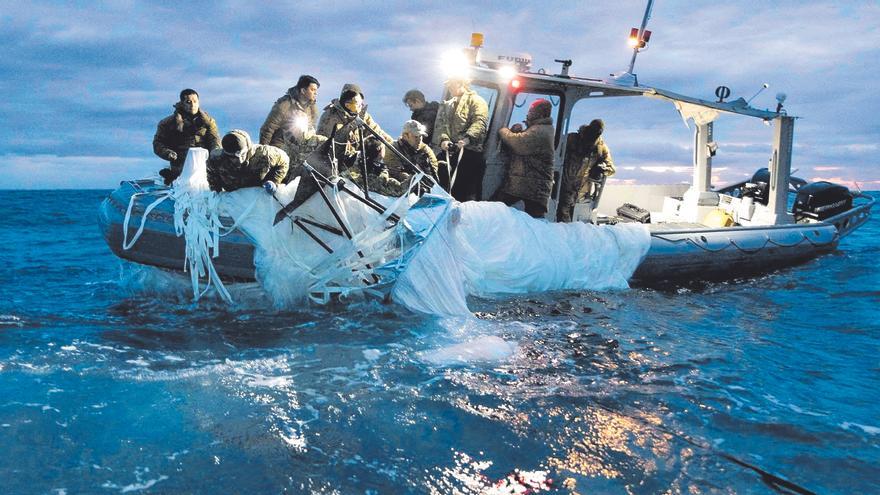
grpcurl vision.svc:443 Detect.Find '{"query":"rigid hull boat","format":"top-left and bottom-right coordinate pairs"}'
top-left (99, 30), bottom-right (875, 292)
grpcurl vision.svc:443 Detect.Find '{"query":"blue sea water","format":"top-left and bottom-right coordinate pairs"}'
top-left (0, 189), bottom-right (878, 494)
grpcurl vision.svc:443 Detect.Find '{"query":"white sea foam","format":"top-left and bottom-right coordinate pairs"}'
top-left (363, 349), bottom-right (382, 361)
top-left (421, 335), bottom-right (519, 365)
top-left (841, 421), bottom-right (880, 435)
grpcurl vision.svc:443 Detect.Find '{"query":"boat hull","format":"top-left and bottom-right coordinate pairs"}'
top-left (633, 223), bottom-right (839, 284)
top-left (98, 179), bottom-right (257, 281)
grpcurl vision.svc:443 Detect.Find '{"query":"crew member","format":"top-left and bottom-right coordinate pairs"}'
top-left (316, 83), bottom-right (394, 173)
top-left (206, 129), bottom-right (289, 194)
top-left (402, 89), bottom-right (440, 144)
top-left (494, 99), bottom-right (555, 218)
top-left (384, 119), bottom-right (439, 186)
top-left (557, 119), bottom-right (615, 222)
top-left (153, 88), bottom-right (220, 184)
top-left (434, 77), bottom-right (489, 201)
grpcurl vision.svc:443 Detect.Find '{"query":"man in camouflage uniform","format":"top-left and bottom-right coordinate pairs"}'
top-left (557, 119), bottom-right (615, 222)
top-left (153, 88), bottom-right (220, 184)
top-left (494, 99), bottom-right (556, 218)
top-left (206, 129), bottom-right (289, 194)
top-left (434, 78), bottom-right (489, 201)
top-left (402, 89), bottom-right (440, 145)
top-left (258, 75), bottom-right (327, 183)
top-left (384, 120), bottom-right (439, 187)
top-left (316, 83), bottom-right (394, 174)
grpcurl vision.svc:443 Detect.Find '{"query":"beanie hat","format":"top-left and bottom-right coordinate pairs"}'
top-left (340, 83), bottom-right (364, 102)
top-left (403, 89), bottom-right (425, 104)
top-left (526, 99), bottom-right (552, 123)
top-left (221, 133), bottom-right (246, 153)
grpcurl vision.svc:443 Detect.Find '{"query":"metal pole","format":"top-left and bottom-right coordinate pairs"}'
top-left (627, 0), bottom-right (655, 75)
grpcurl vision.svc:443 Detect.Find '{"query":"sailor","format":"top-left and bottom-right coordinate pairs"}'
top-left (402, 89), bottom-right (440, 145)
top-left (384, 120), bottom-right (439, 185)
top-left (557, 119), bottom-right (615, 222)
top-left (338, 136), bottom-right (406, 197)
top-left (316, 83), bottom-right (394, 173)
top-left (152, 88), bottom-right (220, 185)
top-left (259, 74), bottom-right (320, 147)
top-left (206, 129), bottom-right (289, 194)
top-left (434, 77), bottom-right (489, 201)
top-left (494, 99), bottom-right (555, 218)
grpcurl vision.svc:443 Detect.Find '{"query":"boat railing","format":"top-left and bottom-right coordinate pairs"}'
top-left (823, 192), bottom-right (875, 238)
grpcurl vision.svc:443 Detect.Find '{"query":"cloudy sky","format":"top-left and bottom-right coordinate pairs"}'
top-left (1, 0), bottom-right (877, 190)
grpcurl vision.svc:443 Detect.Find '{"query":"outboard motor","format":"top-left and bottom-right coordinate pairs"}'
top-left (792, 181), bottom-right (852, 221)
top-left (741, 168), bottom-right (771, 204)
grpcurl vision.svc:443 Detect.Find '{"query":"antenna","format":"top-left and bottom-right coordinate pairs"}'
top-left (746, 83), bottom-right (769, 105)
top-left (627, 0), bottom-right (655, 75)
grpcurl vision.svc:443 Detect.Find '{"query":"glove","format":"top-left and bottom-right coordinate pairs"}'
top-left (166, 150), bottom-right (178, 162)
top-left (158, 168), bottom-right (175, 186)
top-left (263, 181), bottom-right (278, 195)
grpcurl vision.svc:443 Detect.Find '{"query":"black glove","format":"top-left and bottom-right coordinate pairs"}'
top-left (367, 159), bottom-right (386, 176)
top-left (159, 168), bottom-right (176, 185)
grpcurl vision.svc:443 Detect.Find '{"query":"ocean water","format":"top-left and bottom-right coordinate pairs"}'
top-left (0, 189), bottom-right (878, 494)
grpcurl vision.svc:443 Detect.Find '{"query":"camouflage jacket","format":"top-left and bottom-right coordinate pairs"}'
top-left (341, 166), bottom-right (405, 198)
top-left (152, 104), bottom-right (220, 171)
top-left (206, 130), bottom-right (289, 192)
top-left (560, 134), bottom-right (615, 206)
top-left (497, 117), bottom-right (555, 204)
top-left (384, 138), bottom-right (439, 184)
top-left (411, 101), bottom-right (440, 144)
top-left (259, 89), bottom-right (319, 147)
top-left (433, 89), bottom-right (489, 152)
top-left (316, 100), bottom-right (393, 163)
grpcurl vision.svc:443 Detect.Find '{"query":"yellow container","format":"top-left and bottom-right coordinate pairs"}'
top-left (704, 209), bottom-right (735, 227)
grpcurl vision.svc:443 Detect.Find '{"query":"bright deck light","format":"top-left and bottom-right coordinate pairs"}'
top-left (498, 64), bottom-right (517, 82)
top-left (440, 49), bottom-right (472, 80)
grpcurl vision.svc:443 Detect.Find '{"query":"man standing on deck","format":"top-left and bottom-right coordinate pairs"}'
top-left (434, 78), bottom-right (489, 201)
top-left (494, 99), bottom-right (555, 218)
top-left (259, 75), bottom-right (326, 183)
top-left (153, 88), bottom-right (220, 185)
top-left (206, 129), bottom-right (289, 194)
top-left (316, 83), bottom-right (394, 172)
top-left (402, 89), bottom-right (440, 145)
top-left (557, 119), bottom-right (615, 222)
top-left (384, 119), bottom-right (440, 186)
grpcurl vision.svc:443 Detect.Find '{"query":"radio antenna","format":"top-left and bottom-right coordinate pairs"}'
top-left (627, 0), bottom-right (655, 75)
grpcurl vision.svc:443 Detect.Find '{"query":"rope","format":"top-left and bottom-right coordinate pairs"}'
top-left (651, 229), bottom-right (838, 254)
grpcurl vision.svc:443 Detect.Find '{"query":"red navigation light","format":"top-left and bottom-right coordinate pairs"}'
top-left (629, 28), bottom-right (651, 48)
top-left (510, 78), bottom-right (521, 91)
top-left (628, 28), bottom-right (639, 48)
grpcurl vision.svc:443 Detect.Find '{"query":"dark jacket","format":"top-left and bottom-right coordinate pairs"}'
top-left (560, 134), bottom-right (614, 207)
top-left (153, 104), bottom-right (220, 172)
top-left (411, 101), bottom-right (440, 144)
top-left (497, 117), bottom-right (555, 205)
top-left (206, 130), bottom-right (289, 192)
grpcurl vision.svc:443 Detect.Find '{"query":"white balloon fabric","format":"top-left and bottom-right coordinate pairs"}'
top-left (393, 201), bottom-right (650, 316)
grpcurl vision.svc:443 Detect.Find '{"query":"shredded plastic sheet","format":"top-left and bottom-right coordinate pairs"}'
top-left (673, 100), bottom-right (721, 127)
top-left (393, 201), bottom-right (651, 316)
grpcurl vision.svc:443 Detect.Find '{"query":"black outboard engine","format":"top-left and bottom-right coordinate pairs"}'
top-left (793, 181), bottom-right (852, 221)
top-left (742, 168), bottom-right (771, 204)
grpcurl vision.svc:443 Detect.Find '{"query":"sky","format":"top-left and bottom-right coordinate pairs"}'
top-left (1, 0), bottom-right (878, 190)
